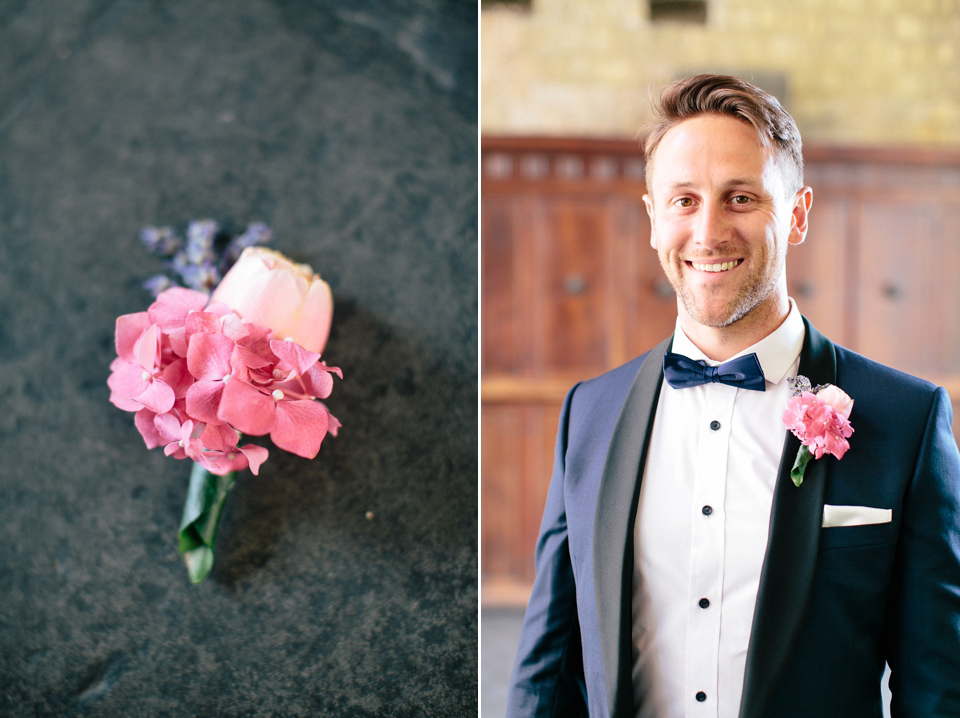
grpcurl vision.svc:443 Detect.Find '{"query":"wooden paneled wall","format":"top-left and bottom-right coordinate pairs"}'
top-left (481, 136), bottom-right (960, 605)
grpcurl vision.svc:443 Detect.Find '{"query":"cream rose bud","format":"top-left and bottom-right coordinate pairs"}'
top-left (817, 384), bottom-right (854, 420)
top-left (211, 247), bottom-right (333, 354)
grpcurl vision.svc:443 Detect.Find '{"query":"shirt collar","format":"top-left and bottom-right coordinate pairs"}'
top-left (671, 299), bottom-right (805, 386)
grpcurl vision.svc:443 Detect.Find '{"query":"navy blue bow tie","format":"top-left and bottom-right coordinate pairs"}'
top-left (662, 352), bottom-right (766, 391)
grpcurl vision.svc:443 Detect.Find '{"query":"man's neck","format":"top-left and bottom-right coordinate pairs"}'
top-left (678, 296), bottom-right (791, 362)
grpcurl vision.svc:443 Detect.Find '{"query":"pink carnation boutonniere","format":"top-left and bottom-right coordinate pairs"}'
top-left (108, 224), bottom-right (341, 583)
top-left (782, 376), bottom-right (854, 487)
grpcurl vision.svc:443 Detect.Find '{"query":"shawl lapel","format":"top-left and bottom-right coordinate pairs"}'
top-left (738, 319), bottom-right (836, 718)
top-left (593, 336), bottom-right (671, 718)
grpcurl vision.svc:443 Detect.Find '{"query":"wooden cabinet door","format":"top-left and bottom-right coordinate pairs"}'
top-left (855, 198), bottom-right (960, 379)
top-left (483, 190), bottom-right (670, 377)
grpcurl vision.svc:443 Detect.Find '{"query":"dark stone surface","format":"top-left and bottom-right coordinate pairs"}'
top-left (0, 1), bottom-right (477, 715)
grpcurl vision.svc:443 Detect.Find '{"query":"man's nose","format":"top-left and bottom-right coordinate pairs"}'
top-left (693, 202), bottom-right (730, 248)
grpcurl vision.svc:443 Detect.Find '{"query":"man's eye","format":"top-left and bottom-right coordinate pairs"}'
top-left (675, 197), bottom-right (694, 208)
top-left (731, 195), bottom-right (751, 205)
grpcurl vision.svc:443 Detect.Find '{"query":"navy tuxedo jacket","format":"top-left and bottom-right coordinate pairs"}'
top-left (507, 319), bottom-right (960, 718)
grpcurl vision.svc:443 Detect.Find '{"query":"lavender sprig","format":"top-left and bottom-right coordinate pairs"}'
top-left (140, 226), bottom-right (181, 256)
top-left (222, 222), bottom-right (272, 270)
top-left (788, 375), bottom-right (831, 397)
top-left (140, 219), bottom-right (272, 296)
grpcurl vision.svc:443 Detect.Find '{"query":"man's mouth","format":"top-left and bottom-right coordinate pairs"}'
top-left (688, 259), bottom-right (743, 273)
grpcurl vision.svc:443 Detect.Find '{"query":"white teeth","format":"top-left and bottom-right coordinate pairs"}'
top-left (691, 260), bottom-right (741, 272)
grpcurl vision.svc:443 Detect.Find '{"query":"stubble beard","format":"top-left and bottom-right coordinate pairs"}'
top-left (665, 249), bottom-right (785, 329)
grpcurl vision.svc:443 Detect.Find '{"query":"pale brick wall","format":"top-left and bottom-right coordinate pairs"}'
top-left (482, 0), bottom-right (960, 146)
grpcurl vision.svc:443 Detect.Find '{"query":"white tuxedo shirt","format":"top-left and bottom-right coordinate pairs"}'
top-left (632, 302), bottom-right (805, 717)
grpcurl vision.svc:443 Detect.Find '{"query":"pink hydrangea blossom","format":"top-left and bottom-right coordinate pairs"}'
top-left (783, 388), bottom-right (854, 461)
top-left (108, 286), bottom-right (340, 475)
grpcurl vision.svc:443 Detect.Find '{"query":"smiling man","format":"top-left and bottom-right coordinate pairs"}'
top-left (506, 75), bottom-right (960, 718)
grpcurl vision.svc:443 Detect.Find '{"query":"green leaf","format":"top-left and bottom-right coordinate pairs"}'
top-left (177, 461), bottom-right (236, 583)
top-left (790, 444), bottom-right (813, 487)
top-left (182, 546), bottom-right (214, 584)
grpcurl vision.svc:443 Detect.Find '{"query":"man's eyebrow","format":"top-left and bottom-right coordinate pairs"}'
top-left (662, 178), bottom-right (764, 190)
top-left (724, 177), bottom-right (764, 188)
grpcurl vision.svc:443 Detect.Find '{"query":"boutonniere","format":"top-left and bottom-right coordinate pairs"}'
top-left (782, 376), bottom-right (854, 487)
top-left (107, 221), bottom-right (342, 583)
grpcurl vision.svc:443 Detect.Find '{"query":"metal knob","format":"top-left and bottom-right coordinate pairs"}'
top-left (564, 275), bottom-right (587, 295)
top-left (653, 279), bottom-right (675, 298)
top-left (881, 283), bottom-right (903, 300)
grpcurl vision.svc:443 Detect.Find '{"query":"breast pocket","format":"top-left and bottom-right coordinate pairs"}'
top-left (819, 521), bottom-right (897, 550)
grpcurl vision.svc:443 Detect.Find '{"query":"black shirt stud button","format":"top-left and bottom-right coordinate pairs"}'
top-left (702, 505), bottom-right (713, 516)
top-left (709, 420), bottom-right (721, 431)
top-left (699, 598), bottom-right (710, 609)
top-left (696, 691), bottom-right (707, 702)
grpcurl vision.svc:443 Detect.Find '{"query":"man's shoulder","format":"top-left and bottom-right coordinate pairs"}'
top-left (833, 341), bottom-right (939, 397)
top-left (567, 341), bottom-right (666, 411)
top-left (823, 337), bottom-right (944, 432)
top-left (581, 352), bottom-right (651, 389)
top-left (803, 316), bottom-right (937, 398)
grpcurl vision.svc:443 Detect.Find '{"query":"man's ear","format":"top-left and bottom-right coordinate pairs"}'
top-left (789, 186), bottom-right (813, 246)
top-left (643, 194), bottom-right (656, 248)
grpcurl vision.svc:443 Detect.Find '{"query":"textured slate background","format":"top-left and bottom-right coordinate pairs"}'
top-left (0, 1), bottom-right (477, 715)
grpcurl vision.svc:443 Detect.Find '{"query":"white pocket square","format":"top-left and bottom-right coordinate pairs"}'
top-left (822, 504), bottom-right (892, 528)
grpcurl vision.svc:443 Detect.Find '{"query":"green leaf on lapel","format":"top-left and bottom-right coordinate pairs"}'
top-left (790, 444), bottom-right (813, 487)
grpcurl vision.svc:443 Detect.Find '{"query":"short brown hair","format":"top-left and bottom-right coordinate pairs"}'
top-left (643, 74), bottom-right (804, 194)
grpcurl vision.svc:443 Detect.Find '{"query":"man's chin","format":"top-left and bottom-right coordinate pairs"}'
top-left (681, 297), bottom-right (751, 329)
top-left (689, 312), bottom-right (740, 329)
